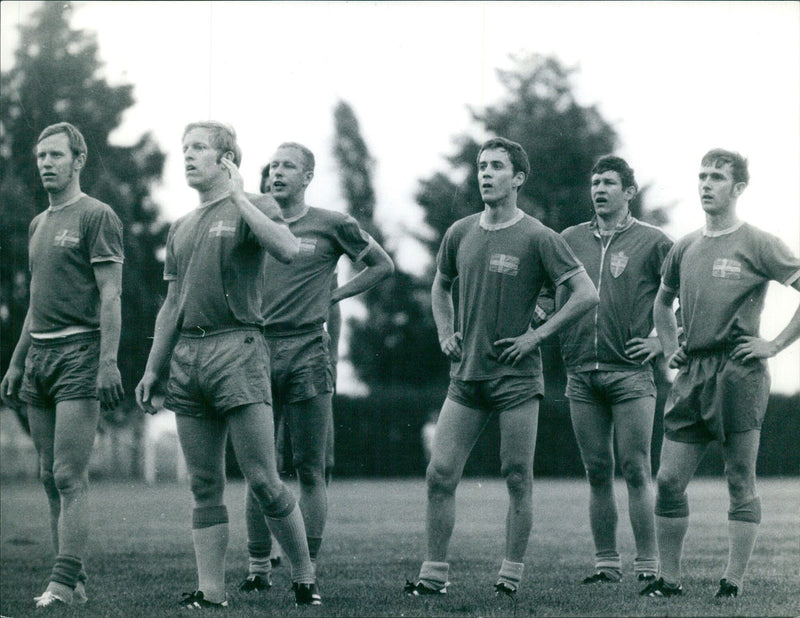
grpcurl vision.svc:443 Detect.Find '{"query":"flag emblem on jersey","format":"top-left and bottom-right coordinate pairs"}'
top-left (712, 258), bottom-right (741, 279)
top-left (54, 229), bottom-right (80, 247)
top-left (208, 220), bottom-right (236, 238)
top-left (489, 253), bottom-right (520, 276)
top-left (609, 252), bottom-right (628, 278)
top-left (299, 238), bottom-right (317, 255)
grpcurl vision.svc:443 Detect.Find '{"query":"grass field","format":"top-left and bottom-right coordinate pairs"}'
top-left (1, 476), bottom-right (798, 617)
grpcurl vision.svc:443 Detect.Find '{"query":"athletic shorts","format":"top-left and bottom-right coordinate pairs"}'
top-left (664, 352), bottom-right (770, 444)
top-left (19, 331), bottom-right (100, 408)
top-left (566, 369), bottom-right (656, 405)
top-left (267, 329), bottom-right (334, 407)
top-left (165, 328), bottom-right (271, 417)
top-left (447, 374), bottom-right (542, 413)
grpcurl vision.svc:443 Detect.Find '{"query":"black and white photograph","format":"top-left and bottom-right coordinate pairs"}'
top-left (1, 2), bottom-right (798, 616)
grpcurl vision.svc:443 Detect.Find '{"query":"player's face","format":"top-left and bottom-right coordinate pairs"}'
top-left (36, 133), bottom-right (83, 195)
top-left (268, 147), bottom-right (312, 204)
top-left (478, 148), bottom-right (523, 205)
top-left (591, 171), bottom-right (633, 219)
top-left (182, 128), bottom-right (225, 190)
top-left (698, 162), bottom-right (740, 215)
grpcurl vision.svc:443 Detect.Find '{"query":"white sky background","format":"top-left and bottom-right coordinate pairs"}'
top-left (2, 1), bottom-right (799, 394)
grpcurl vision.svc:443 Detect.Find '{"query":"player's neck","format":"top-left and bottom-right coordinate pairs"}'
top-left (48, 180), bottom-right (82, 208)
top-left (705, 208), bottom-right (740, 233)
top-left (483, 198), bottom-right (519, 225)
top-left (195, 175), bottom-right (230, 206)
top-left (277, 195), bottom-right (307, 220)
top-left (596, 207), bottom-right (629, 232)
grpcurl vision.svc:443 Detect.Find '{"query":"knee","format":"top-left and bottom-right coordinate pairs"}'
top-left (52, 462), bottom-right (87, 495)
top-left (724, 461), bottom-right (756, 500)
top-left (501, 461), bottom-right (532, 496)
top-left (426, 462), bottom-right (458, 498)
top-left (619, 457), bottom-right (651, 488)
top-left (294, 453), bottom-right (325, 488)
top-left (654, 476), bottom-right (689, 518)
top-left (188, 469), bottom-right (225, 505)
top-left (584, 460), bottom-right (614, 488)
top-left (39, 465), bottom-right (58, 495)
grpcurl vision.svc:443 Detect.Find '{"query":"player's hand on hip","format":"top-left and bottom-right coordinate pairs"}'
top-left (495, 332), bottom-right (541, 367)
top-left (97, 361), bottom-right (124, 411)
top-left (220, 157), bottom-right (245, 197)
top-left (667, 345), bottom-right (688, 369)
top-left (625, 336), bottom-right (662, 364)
top-left (440, 332), bottom-right (463, 361)
top-left (731, 336), bottom-right (776, 362)
top-left (0, 365), bottom-right (23, 410)
top-left (135, 372), bottom-right (159, 415)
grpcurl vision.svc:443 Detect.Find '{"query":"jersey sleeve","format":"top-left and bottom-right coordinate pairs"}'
top-left (84, 205), bottom-right (124, 265)
top-left (538, 229), bottom-right (584, 287)
top-left (436, 224), bottom-right (459, 284)
top-left (755, 230), bottom-right (800, 286)
top-left (334, 214), bottom-right (371, 262)
top-left (660, 241), bottom-right (683, 293)
top-left (163, 221), bottom-right (178, 282)
top-left (650, 234), bottom-right (674, 282)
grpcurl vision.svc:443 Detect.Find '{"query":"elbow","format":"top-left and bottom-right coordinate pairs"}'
top-left (381, 258), bottom-right (395, 280)
top-left (583, 288), bottom-right (600, 312)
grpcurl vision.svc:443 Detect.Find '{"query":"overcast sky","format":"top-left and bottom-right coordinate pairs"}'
top-left (2, 1), bottom-right (798, 393)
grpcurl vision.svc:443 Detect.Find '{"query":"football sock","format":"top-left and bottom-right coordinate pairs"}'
top-left (418, 561), bottom-right (449, 590)
top-left (50, 554), bottom-right (82, 590)
top-left (633, 557), bottom-right (659, 579)
top-left (265, 493), bottom-right (314, 585)
top-left (497, 559), bottom-right (524, 591)
top-left (192, 506), bottom-right (229, 604)
top-left (723, 520), bottom-right (759, 592)
top-left (245, 485), bottom-right (273, 572)
top-left (594, 551), bottom-right (622, 581)
top-left (248, 554), bottom-right (272, 577)
top-left (655, 515), bottom-right (688, 585)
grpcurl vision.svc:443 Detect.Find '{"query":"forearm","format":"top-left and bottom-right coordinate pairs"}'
top-left (431, 281), bottom-right (456, 343)
top-left (769, 302), bottom-right (800, 355)
top-left (98, 290), bottom-right (122, 366)
top-left (654, 301), bottom-right (680, 359)
top-left (232, 192), bottom-right (299, 263)
top-left (331, 262), bottom-right (392, 305)
top-left (8, 310), bottom-right (32, 369)
top-left (144, 301), bottom-right (179, 378)
top-left (533, 282), bottom-right (597, 342)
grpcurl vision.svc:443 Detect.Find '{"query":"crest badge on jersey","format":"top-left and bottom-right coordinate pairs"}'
top-left (609, 251), bottom-right (628, 278)
top-left (712, 258), bottom-right (742, 279)
top-left (299, 238), bottom-right (317, 255)
top-left (489, 253), bottom-right (520, 276)
top-left (208, 220), bottom-right (236, 238)
top-left (53, 229), bottom-right (80, 248)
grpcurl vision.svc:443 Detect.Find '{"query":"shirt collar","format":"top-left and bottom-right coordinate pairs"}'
top-left (48, 192), bottom-right (86, 212)
top-left (703, 220), bottom-right (745, 237)
top-left (589, 211), bottom-right (635, 237)
top-left (480, 208), bottom-right (524, 231)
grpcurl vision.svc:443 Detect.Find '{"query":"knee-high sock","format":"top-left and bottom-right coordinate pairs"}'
top-left (723, 498), bottom-right (761, 591)
top-left (192, 506), bottom-right (229, 604)
top-left (245, 487), bottom-right (272, 576)
top-left (262, 485), bottom-right (314, 584)
top-left (655, 515), bottom-right (688, 585)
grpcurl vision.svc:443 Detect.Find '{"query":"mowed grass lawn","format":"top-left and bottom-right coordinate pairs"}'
top-left (1, 477), bottom-right (798, 617)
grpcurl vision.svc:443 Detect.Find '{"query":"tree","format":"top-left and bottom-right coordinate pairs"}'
top-left (332, 100), bottom-right (445, 388)
top-left (0, 2), bottom-right (168, 436)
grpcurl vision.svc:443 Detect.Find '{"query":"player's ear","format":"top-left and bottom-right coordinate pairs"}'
top-left (222, 151), bottom-right (235, 162)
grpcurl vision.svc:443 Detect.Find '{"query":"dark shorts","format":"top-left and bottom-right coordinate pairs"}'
top-left (19, 331), bottom-right (100, 408)
top-left (447, 374), bottom-right (542, 413)
top-left (165, 328), bottom-right (272, 418)
top-left (267, 330), bottom-right (334, 407)
top-left (664, 352), bottom-right (770, 444)
top-left (566, 369), bottom-right (656, 405)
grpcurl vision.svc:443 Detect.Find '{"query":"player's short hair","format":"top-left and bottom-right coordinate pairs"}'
top-left (277, 142), bottom-right (315, 173)
top-left (37, 122), bottom-right (88, 160)
top-left (592, 155), bottom-right (637, 191)
top-left (260, 163), bottom-right (270, 194)
top-left (183, 121), bottom-right (242, 166)
top-left (477, 137), bottom-right (530, 184)
top-left (701, 148), bottom-right (749, 185)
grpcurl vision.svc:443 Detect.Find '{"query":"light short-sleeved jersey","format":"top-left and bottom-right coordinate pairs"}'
top-left (164, 192), bottom-right (284, 331)
top-left (28, 194), bottom-right (124, 333)
top-left (262, 206), bottom-right (370, 334)
top-left (559, 214), bottom-right (673, 371)
top-left (661, 222), bottom-right (800, 353)
top-left (438, 210), bottom-right (584, 380)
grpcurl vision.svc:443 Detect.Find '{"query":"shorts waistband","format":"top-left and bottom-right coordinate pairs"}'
top-left (687, 344), bottom-right (736, 358)
top-left (179, 325), bottom-right (263, 339)
top-left (29, 330), bottom-right (100, 348)
top-left (262, 325), bottom-right (325, 338)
